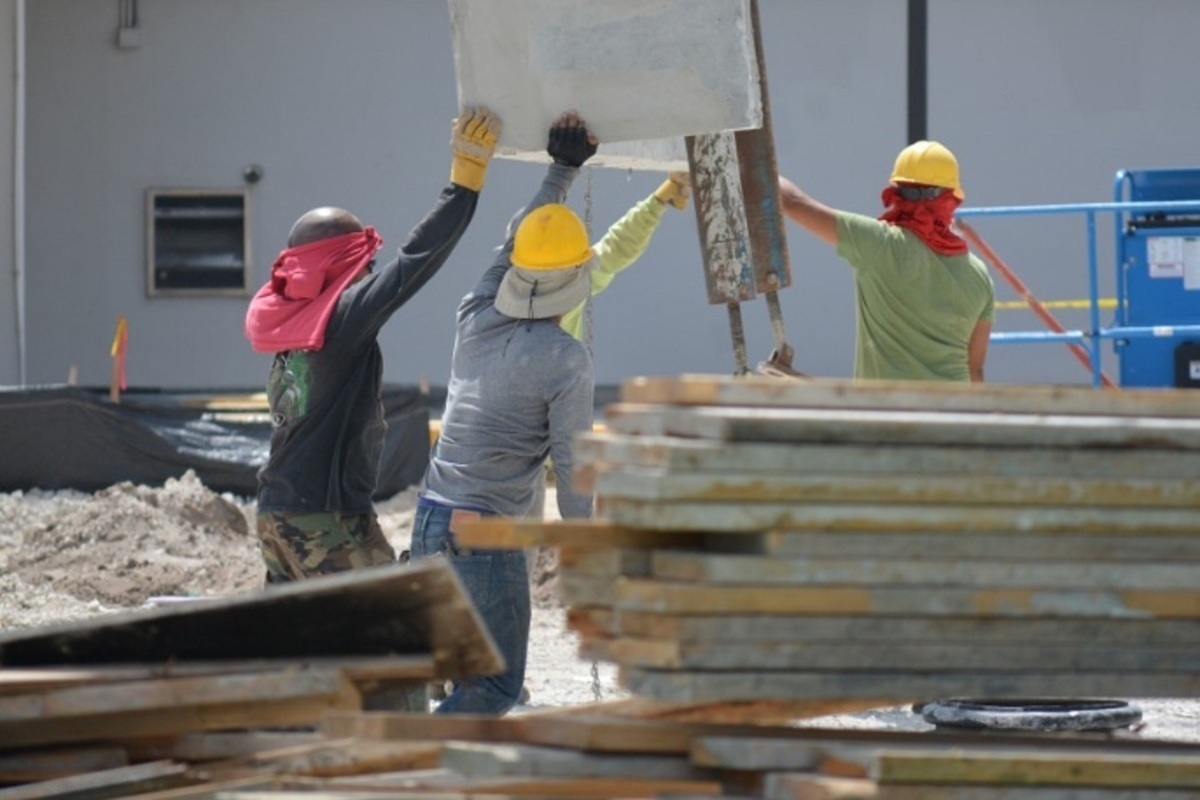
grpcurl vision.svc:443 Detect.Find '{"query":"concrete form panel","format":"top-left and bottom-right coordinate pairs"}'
top-left (448, 0), bottom-right (761, 170)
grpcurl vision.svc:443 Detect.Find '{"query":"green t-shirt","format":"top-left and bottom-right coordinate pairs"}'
top-left (835, 211), bottom-right (995, 382)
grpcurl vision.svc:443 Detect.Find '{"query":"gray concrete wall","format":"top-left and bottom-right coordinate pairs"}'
top-left (15, 0), bottom-right (1199, 389)
top-left (929, 0), bottom-right (1200, 385)
top-left (0, 1), bottom-right (16, 384)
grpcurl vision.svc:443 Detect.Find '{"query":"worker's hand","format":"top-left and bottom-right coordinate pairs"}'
top-left (653, 170), bottom-right (692, 210)
top-left (449, 106), bottom-right (501, 192)
top-left (547, 111), bottom-right (598, 168)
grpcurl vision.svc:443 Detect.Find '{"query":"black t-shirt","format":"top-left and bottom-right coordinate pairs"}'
top-left (255, 185), bottom-right (477, 514)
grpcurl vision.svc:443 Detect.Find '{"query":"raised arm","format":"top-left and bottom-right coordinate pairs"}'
top-left (473, 112), bottom-right (599, 300)
top-left (336, 107), bottom-right (501, 343)
top-left (778, 174), bottom-right (839, 247)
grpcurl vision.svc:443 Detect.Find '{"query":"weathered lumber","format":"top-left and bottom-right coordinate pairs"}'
top-left (0, 669), bottom-right (361, 751)
top-left (0, 746), bottom-right (128, 784)
top-left (198, 739), bottom-right (441, 781)
top-left (604, 404), bottom-right (1200, 450)
top-left (320, 711), bottom-right (528, 744)
top-left (756, 531), bottom-right (1200, 562)
top-left (621, 374), bottom-right (1200, 419)
top-left (595, 637), bottom-right (1200, 672)
top-left (0, 760), bottom-right (188, 800)
top-left (576, 434), bottom-right (1200, 482)
top-left (611, 578), bottom-right (1200, 618)
top-left (124, 731), bottom-right (323, 763)
top-left (0, 562), bottom-right (500, 683)
top-left (603, 498), bottom-right (1200, 533)
top-left (620, 667), bottom-right (1200, 702)
top-left (438, 741), bottom-right (718, 782)
top-left (767, 777), bottom-right (1200, 800)
top-left (645, 551), bottom-right (1200, 589)
top-left (593, 469), bottom-right (1200, 508)
top-left (568, 611), bottom-right (1200, 647)
top-left (451, 517), bottom-right (698, 551)
top-left (873, 748), bottom-right (1200, 788)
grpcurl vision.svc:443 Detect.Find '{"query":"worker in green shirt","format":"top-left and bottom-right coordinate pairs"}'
top-left (778, 140), bottom-right (994, 382)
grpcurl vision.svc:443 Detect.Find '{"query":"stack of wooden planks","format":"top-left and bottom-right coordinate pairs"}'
top-left (11, 699), bottom-right (1200, 798)
top-left (0, 560), bottom-right (500, 798)
top-left (459, 374), bottom-right (1200, 704)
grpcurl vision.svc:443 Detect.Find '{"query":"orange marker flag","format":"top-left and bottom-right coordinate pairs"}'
top-left (110, 316), bottom-right (128, 403)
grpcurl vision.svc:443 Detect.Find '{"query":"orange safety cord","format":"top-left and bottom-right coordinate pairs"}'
top-left (958, 221), bottom-right (1117, 389)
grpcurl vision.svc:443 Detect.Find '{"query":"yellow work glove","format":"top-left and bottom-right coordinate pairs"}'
top-left (653, 170), bottom-right (692, 210)
top-left (449, 106), bottom-right (501, 192)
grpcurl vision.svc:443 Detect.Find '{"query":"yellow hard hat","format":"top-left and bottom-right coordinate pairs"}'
top-left (510, 204), bottom-right (592, 271)
top-left (890, 140), bottom-right (964, 200)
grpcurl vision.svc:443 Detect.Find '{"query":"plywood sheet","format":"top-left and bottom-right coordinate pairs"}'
top-left (448, 0), bottom-right (761, 170)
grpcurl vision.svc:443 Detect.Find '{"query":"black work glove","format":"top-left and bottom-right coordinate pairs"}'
top-left (547, 122), bottom-right (597, 168)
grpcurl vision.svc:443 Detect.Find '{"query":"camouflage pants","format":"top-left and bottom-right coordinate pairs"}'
top-left (256, 510), bottom-right (396, 584)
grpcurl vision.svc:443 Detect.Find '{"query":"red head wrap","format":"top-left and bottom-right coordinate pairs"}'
top-left (244, 227), bottom-right (383, 353)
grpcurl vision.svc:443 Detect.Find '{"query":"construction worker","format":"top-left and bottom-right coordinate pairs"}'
top-left (778, 140), bottom-right (995, 382)
top-left (411, 112), bottom-right (686, 715)
top-left (243, 106), bottom-right (500, 588)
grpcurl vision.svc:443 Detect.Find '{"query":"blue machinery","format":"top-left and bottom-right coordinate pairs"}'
top-left (956, 168), bottom-right (1200, 389)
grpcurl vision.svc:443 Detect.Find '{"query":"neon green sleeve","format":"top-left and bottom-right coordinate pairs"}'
top-left (560, 195), bottom-right (667, 340)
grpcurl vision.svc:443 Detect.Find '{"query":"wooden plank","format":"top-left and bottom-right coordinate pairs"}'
top-left (874, 748), bottom-right (1200, 788)
top-left (646, 551), bottom-right (1200, 589)
top-left (763, 774), bottom-right (879, 800)
top-left (602, 637), bottom-right (1200, 672)
top-left (619, 667), bottom-right (1200, 702)
top-left (0, 747), bottom-right (128, 784)
top-left (103, 777), bottom-right (276, 800)
top-left (870, 788), bottom-right (1200, 800)
top-left (0, 657), bottom-right (434, 696)
top-left (621, 374), bottom-right (1200, 418)
top-left (691, 735), bottom-right (823, 770)
top-left (576, 434), bottom-right (1200, 481)
top-left (320, 711), bottom-right (528, 743)
top-left (577, 611), bottom-right (1200, 647)
top-left (612, 578), bottom-right (1200, 618)
top-left (603, 498), bottom-right (1200, 533)
top-left (604, 404), bottom-right (1200, 450)
top-left (758, 531), bottom-right (1200, 562)
top-left (0, 561), bottom-right (500, 683)
top-left (124, 731), bottom-right (323, 762)
top-left (93, 776), bottom-right (276, 800)
top-left (451, 517), bottom-right (697, 551)
top-left (594, 469), bottom-right (1200, 508)
top-left (0, 669), bottom-right (361, 750)
top-left (0, 760), bottom-right (188, 800)
top-left (224, 777), bottom-right (726, 798)
top-left (208, 739), bottom-right (441, 780)
top-left (438, 741), bottom-right (718, 782)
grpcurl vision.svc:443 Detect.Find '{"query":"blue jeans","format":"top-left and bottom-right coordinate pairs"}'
top-left (410, 500), bottom-right (529, 715)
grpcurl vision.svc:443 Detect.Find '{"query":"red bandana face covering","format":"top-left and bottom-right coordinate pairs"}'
top-left (878, 186), bottom-right (968, 256)
top-left (244, 227), bottom-right (383, 353)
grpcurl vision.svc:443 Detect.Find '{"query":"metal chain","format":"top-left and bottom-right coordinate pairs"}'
top-left (582, 166), bottom-right (595, 356)
top-left (591, 658), bottom-right (603, 703)
top-left (582, 166), bottom-right (603, 704)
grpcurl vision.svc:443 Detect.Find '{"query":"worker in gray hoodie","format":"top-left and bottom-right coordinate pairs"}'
top-left (411, 112), bottom-right (600, 714)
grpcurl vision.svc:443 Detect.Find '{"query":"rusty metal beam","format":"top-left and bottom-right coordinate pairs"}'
top-left (735, 0), bottom-right (791, 297)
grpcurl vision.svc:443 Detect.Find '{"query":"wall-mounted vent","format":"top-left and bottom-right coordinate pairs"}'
top-left (146, 189), bottom-right (250, 297)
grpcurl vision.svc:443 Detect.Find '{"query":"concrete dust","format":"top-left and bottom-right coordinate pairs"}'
top-left (0, 472), bottom-right (1196, 742)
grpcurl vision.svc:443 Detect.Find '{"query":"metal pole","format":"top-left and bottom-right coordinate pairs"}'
top-left (685, 131), bottom-right (756, 374)
top-left (1085, 210), bottom-right (1104, 388)
top-left (726, 302), bottom-right (749, 376)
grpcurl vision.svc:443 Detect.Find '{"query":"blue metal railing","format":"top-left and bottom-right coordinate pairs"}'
top-left (955, 198), bottom-right (1200, 387)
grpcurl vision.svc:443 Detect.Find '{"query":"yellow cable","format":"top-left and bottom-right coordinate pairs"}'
top-left (996, 298), bottom-right (1117, 311)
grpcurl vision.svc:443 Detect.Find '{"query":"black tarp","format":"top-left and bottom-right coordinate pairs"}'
top-left (0, 385), bottom-right (430, 499)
